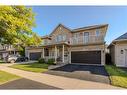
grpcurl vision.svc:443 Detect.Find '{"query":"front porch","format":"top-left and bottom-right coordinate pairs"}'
top-left (41, 44), bottom-right (70, 64)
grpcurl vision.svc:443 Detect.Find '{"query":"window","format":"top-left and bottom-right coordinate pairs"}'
top-left (73, 33), bottom-right (79, 44)
top-left (96, 29), bottom-right (100, 36)
top-left (56, 35), bottom-right (62, 42)
top-left (84, 32), bottom-right (89, 43)
top-left (62, 34), bottom-right (66, 41)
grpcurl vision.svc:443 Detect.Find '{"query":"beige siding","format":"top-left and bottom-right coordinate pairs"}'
top-left (26, 24), bottom-right (107, 64)
top-left (70, 27), bottom-right (106, 45)
top-left (72, 26), bottom-right (107, 36)
top-left (50, 25), bottom-right (72, 43)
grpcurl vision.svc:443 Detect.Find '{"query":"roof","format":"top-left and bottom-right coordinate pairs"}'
top-left (41, 23), bottom-right (108, 38)
top-left (41, 35), bottom-right (50, 39)
top-left (115, 32), bottom-right (127, 41)
top-left (49, 24), bottom-right (72, 36)
top-left (72, 24), bottom-right (108, 32)
top-left (108, 32), bottom-right (127, 48)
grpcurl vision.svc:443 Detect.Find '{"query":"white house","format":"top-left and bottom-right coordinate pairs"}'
top-left (108, 32), bottom-right (127, 67)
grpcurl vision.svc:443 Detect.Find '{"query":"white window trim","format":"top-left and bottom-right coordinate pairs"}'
top-left (83, 32), bottom-right (89, 43)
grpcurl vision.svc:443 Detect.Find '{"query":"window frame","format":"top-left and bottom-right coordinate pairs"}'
top-left (96, 29), bottom-right (100, 36)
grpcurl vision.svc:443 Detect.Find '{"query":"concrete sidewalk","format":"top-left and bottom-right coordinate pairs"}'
top-left (0, 65), bottom-right (121, 89)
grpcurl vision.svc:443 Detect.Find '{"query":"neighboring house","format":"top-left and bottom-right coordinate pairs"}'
top-left (105, 44), bottom-right (109, 53)
top-left (0, 44), bottom-right (19, 59)
top-left (25, 24), bottom-right (108, 65)
top-left (108, 32), bottom-right (127, 67)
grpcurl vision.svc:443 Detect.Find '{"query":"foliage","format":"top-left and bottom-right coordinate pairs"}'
top-left (19, 47), bottom-right (25, 56)
top-left (10, 63), bottom-right (49, 73)
top-left (105, 65), bottom-right (127, 88)
top-left (0, 6), bottom-right (42, 49)
top-left (47, 58), bottom-right (55, 65)
top-left (38, 58), bottom-right (45, 63)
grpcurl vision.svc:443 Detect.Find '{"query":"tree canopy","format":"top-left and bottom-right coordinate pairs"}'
top-left (0, 6), bottom-right (42, 49)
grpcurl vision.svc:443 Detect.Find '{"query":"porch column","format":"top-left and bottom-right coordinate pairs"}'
top-left (62, 44), bottom-right (64, 63)
top-left (28, 52), bottom-right (30, 60)
top-left (69, 47), bottom-right (71, 64)
top-left (42, 48), bottom-right (45, 58)
top-left (55, 45), bottom-right (57, 63)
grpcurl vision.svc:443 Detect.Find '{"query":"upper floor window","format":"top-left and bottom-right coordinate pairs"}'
top-left (96, 29), bottom-right (100, 36)
top-left (84, 32), bottom-right (89, 43)
top-left (62, 34), bottom-right (66, 41)
top-left (56, 35), bottom-right (62, 42)
top-left (56, 34), bottom-right (66, 42)
top-left (73, 33), bottom-right (79, 39)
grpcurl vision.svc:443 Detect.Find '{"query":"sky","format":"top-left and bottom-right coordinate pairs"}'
top-left (32, 6), bottom-right (127, 44)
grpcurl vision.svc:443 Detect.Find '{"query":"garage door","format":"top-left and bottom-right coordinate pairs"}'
top-left (71, 51), bottom-right (101, 64)
top-left (30, 52), bottom-right (41, 60)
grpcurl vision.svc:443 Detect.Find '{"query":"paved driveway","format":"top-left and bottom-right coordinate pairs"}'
top-left (45, 64), bottom-right (110, 84)
top-left (0, 78), bottom-right (60, 89)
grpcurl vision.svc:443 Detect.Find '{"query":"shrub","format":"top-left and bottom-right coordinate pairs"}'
top-left (47, 58), bottom-right (55, 65)
top-left (38, 58), bottom-right (45, 63)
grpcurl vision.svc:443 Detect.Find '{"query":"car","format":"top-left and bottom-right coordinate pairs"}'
top-left (16, 56), bottom-right (29, 62)
top-left (6, 55), bottom-right (28, 63)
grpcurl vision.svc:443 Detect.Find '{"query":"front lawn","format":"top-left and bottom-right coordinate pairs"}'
top-left (10, 63), bottom-right (50, 73)
top-left (0, 70), bottom-right (20, 85)
top-left (0, 59), bottom-right (4, 63)
top-left (105, 65), bottom-right (127, 88)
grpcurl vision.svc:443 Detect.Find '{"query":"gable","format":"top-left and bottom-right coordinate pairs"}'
top-left (49, 24), bottom-right (72, 42)
top-left (50, 24), bottom-right (71, 36)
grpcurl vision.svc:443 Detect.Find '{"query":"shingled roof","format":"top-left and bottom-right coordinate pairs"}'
top-left (115, 32), bottom-right (127, 41)
top-left (72, 24), bottom-right (108, 32)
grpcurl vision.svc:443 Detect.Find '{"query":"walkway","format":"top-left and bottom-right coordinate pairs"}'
top-left (0, 64), bottom-right (121, 89)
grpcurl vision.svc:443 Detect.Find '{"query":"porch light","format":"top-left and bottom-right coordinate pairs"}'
top-left (121, 50), bottom-right (124, 54)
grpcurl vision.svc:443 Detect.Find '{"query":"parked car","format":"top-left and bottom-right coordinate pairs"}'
top-left (16, 56), bottom-right (29, 62)
top-left (6, 55), bottom-right (28, 63)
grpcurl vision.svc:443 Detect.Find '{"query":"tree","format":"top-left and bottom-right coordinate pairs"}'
top-left (0, 6), bottom-right (42, 50)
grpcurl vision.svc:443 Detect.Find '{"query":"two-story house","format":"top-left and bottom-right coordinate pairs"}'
top-left (25, 24), bottom-right (108, 65)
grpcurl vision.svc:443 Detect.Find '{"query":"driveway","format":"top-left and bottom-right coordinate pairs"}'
top-left (0, 64), bottom-right (119, 89)
top-left (0, 78), bottom-right (60, 89)
top-left (45, 64), bottom-right (110, 84)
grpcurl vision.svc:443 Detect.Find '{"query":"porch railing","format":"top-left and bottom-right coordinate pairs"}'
top-left (41, 35), bottom-right (104, 46)
top-left (44, 56), bottom-right (55, 61)
top-left (70, 35), bottom-right (104, 45)
top-left (44, 56), bottom-right (69, 63)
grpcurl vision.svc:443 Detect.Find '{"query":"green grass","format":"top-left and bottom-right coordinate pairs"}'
top-left (0, 70), bottom-right (20, 85)
top-left (0, 59), bottom-right (5, 63)
top-left (10, 63), bottom-right (50, 73)
top-left (105, 65), bottom-right (127, 88)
